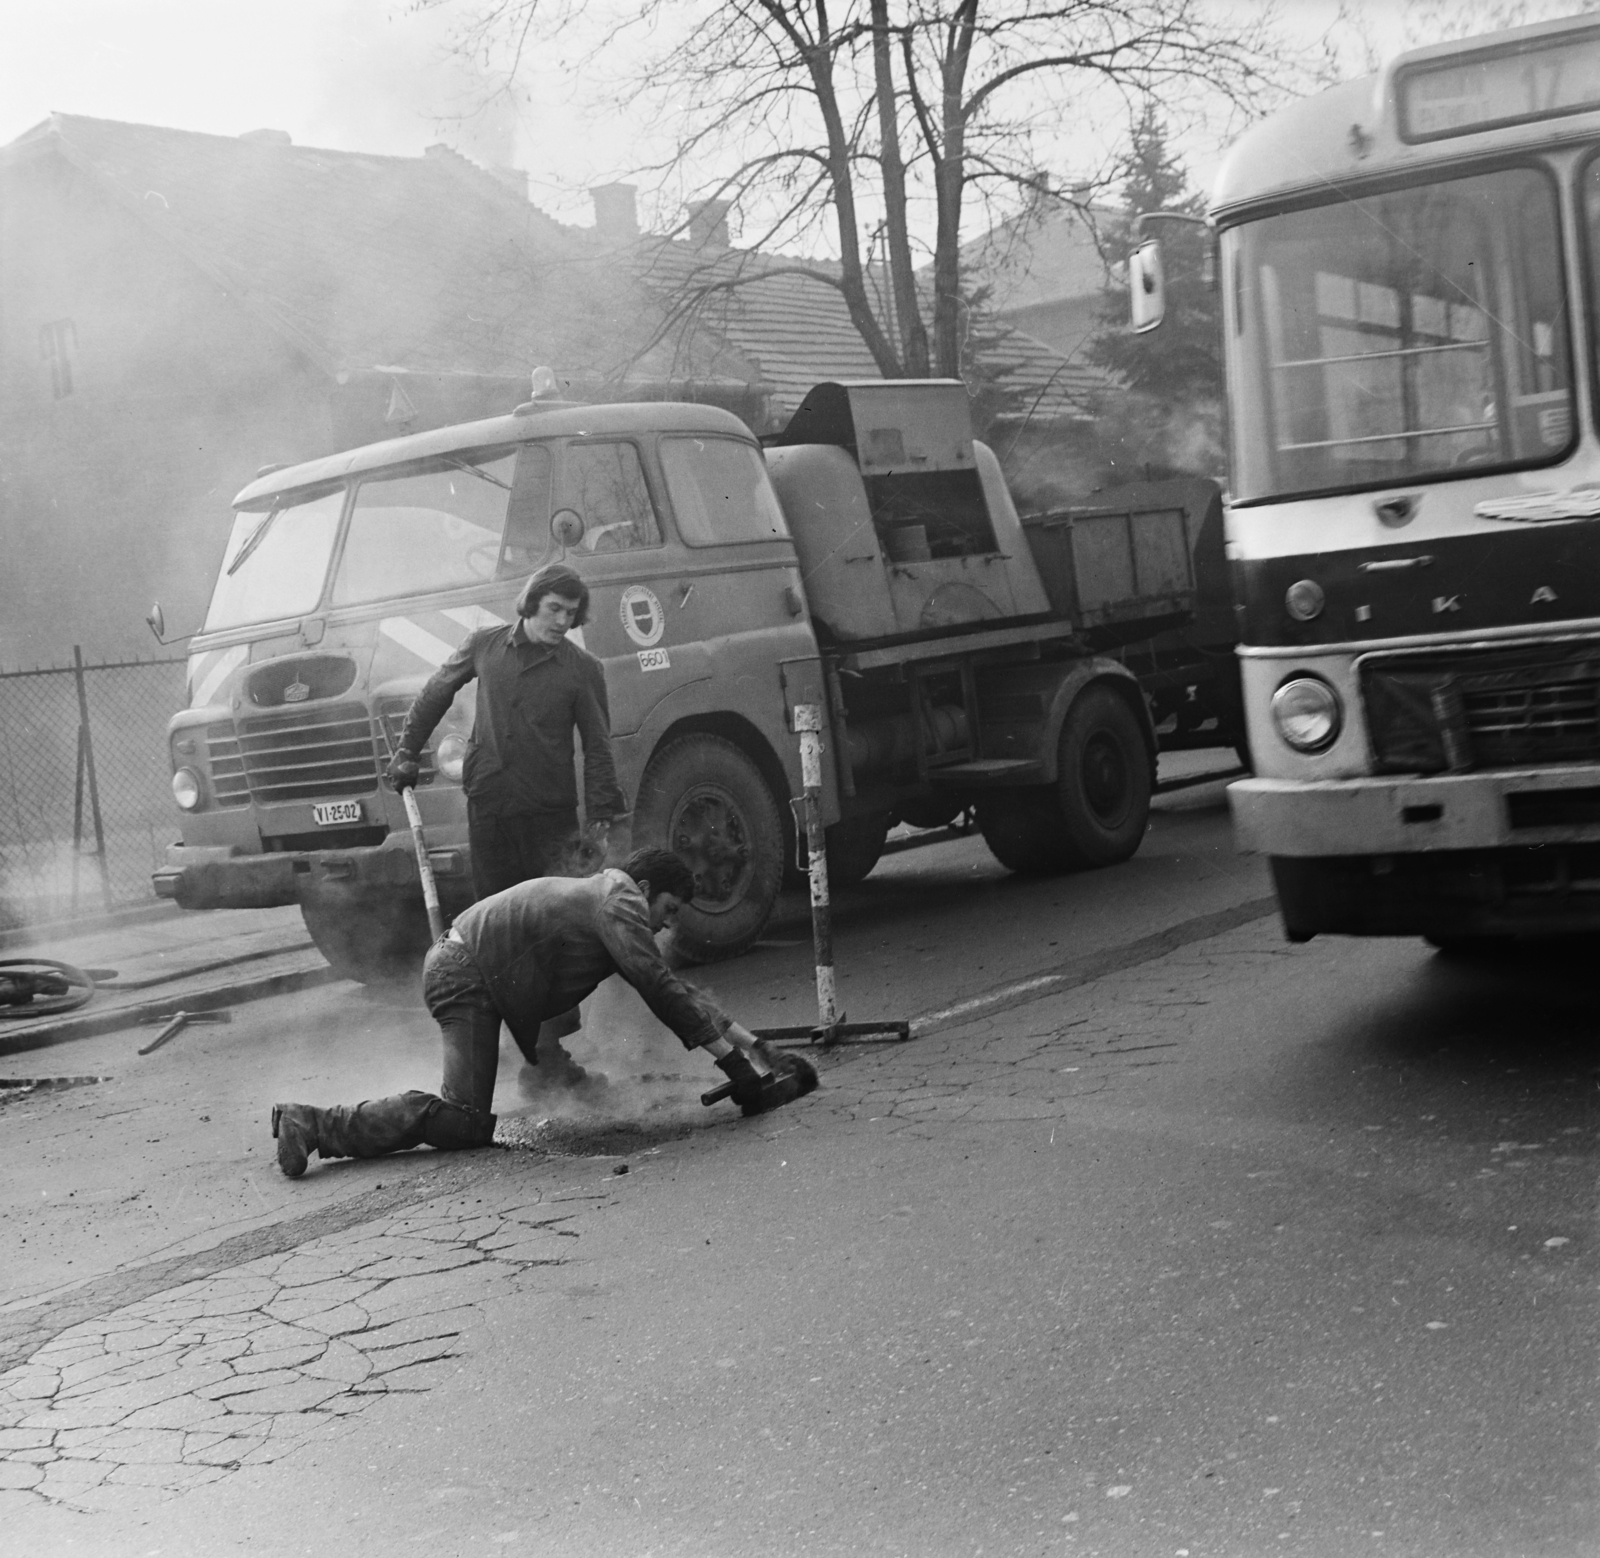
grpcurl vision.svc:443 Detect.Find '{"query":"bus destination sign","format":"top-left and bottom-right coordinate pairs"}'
top-left (1399, 29), bottom-right (1600, 142)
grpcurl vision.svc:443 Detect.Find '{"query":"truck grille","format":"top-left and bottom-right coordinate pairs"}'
top-left (1363, 640), bottom-right (1600, 773)
top-left (204, 701), bottom-right (383, 805)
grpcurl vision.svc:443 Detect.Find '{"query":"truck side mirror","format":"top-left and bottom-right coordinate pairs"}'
top-left (1128, 239), bottom-right (1166, 334)
top-left (146, 602), bottom-right (166, 643)
top-left (551, 509), bottom-right (585, 548)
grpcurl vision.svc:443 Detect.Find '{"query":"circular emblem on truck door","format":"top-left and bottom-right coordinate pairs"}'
top-left (619, 584), bottom-right (665, 647)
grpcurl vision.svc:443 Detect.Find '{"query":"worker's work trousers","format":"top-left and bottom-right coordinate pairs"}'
top-left (311, 936), bottom-right (502, 1159)
top-left (467, 804), bottom-right (581, 900)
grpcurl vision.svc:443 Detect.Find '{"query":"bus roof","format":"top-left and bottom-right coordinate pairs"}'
top-left (232, 399), bottom-right (756, 509)
top-left (1212, 12), bottom-right (1600, 220)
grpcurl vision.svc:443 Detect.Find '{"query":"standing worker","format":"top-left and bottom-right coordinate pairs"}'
top-left (385, 562), bottom-right (627, 1087)
top-left (269, 848), bottom-right (816, 1176)
top-left (385, 562), bottom-right (626, 898)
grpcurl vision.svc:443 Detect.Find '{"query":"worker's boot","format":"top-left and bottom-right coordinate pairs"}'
top-left (713, 1046), bottom-right (819, 1117)
top-left (271, 1091), bottom-right (493, 1177)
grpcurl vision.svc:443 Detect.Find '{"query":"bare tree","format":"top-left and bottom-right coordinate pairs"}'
top-left (425, 1), bottom-right (1295, 382)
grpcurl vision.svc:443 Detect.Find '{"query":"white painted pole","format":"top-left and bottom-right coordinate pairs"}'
top-left (793, 703), bottom-right (837, 1035)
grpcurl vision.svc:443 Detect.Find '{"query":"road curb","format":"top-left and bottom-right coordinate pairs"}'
top-left (0, 958), bottom-right (342, 1053)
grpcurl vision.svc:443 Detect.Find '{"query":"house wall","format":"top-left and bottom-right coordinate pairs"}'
top-left (997, 294), bottom-right (1105, 363)
top-left (0, 150), bottom-right (336, 669)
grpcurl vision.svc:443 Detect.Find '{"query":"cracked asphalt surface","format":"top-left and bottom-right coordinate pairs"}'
top-left (0, 781), bottom-right (1595, 1555)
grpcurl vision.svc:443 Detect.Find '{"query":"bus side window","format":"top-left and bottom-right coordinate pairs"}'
top-left (500, 444), bottom-right (553, 576)
top-left (565, 441), bottom-right (662, 552)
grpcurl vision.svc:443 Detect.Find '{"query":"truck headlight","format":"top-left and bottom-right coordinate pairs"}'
top-left (172, 767), bottom-right (203, 811)
top-left (1271, 676), bottom-right (1342, 753)
top-left (435, 733), bottom-right (467, 783)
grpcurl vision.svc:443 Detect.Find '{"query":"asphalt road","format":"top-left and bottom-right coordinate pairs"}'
top-left (0, 774), bottom-right (1595, 1556)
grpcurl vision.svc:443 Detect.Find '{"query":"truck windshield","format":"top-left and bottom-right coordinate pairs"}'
top-left (1222, 165), bottom-right (1572, 503)
top-left (204, 487), bottom-right (344, 631)
top-left (331, 451), bottom-right (517, 606)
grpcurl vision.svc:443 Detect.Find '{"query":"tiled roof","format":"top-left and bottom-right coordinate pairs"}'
top-left (635, 240), bottom-right (1101, 424)
top-left (3, 114), bottom-right (681, 385)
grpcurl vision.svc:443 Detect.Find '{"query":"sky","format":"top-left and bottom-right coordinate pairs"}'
top-left (0, 0), bottom-right (1509, 236)
top-left (0, 0), bottom-right (631, 212)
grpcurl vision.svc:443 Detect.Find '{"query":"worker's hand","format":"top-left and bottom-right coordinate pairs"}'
top-left (385, 750), bottom-right (420, 792)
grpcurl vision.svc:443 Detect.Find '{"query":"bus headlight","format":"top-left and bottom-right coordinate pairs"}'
top-left (1271, 677), bottom-right (1343, 753)
top-left (171, 767), bottom-right (203, 811)
top-left (435, 733), bottom-right (467, 783)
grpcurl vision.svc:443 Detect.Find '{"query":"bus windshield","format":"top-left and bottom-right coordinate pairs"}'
top-left (204, 487), bottom-right (344, 631)
top-left (1223, 165), bottom-right (1572, 504)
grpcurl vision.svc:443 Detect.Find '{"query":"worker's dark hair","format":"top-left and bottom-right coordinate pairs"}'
top-left (623, 846), bottom-right (697, 905)
top-left (515, 562), bottom-right (590, 626)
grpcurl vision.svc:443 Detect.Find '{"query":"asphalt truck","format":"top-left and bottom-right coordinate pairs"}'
top-left (153, 378), bottom-right (1195, 979)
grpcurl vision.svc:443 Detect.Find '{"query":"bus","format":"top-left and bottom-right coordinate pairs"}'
top-left (1132, 13), bottom-right (1600, 948)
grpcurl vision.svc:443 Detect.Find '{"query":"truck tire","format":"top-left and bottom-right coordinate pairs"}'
top-left (975, 790), bottom-right (1074, 876)
top-left (825, 811), bottom-right (892, 889)
top-left (634, 734), bottom-right (784, 962)
top-left (1055, 685), bottom-right (1151, 867)
top-left (301, 894), bottom-right (432, 985)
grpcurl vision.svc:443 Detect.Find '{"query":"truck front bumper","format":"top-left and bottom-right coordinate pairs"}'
top-left (1230, 765), bottom-right (1600, 857)
top-left (153, 839), bottom-right (465, 911)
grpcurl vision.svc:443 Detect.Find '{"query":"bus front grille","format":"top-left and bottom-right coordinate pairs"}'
top-left (205, 702), bottom-right (383, 805)
top-left (1363, 640), bottom-right (1600, 773)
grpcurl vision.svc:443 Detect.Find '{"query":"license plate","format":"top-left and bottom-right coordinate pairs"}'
top-left (312, 800), bottom-right (364, 826)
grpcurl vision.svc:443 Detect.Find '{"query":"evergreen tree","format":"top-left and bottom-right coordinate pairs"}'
top-left (1086, 106), bottom-right (1220, 403)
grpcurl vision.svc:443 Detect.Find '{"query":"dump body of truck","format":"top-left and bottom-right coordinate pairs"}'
top-left (155, 381), bottom-right (1188, 976)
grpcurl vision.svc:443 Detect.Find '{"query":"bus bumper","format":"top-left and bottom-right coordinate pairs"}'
top-left (1230, 766), bottom-right (1600, 856)
top-left (1230, 769), bottom-right (1600, 940)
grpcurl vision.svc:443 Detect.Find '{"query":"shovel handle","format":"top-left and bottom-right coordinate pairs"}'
top-left (401, 786), bottom-right (446, 941)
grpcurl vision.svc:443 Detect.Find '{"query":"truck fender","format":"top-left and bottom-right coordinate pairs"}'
top-left (1034, 660), bottom-right (1156, 784)
top-left (618, 678), bottom-right (836, 828)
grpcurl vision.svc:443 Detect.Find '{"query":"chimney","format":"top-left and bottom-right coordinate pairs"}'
top-left (687, 198), bottom-right (731, 250)
top-left (590, 183), bottom-right (639, 243)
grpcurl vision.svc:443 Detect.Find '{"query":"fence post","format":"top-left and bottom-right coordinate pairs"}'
top-left (71, 645), bottom-right (112, 909)
top-left (71, 723), bottom-right (86, 912)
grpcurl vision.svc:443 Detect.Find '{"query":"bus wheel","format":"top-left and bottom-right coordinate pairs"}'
top-left (635, 734), bottom-right (784, 962)
top-left (975, 790), bottom-right (1073, 876)
top-left (1055, 686), bottom-right (1152, 867)
top-left (301, 893), bottom-right (432, 985)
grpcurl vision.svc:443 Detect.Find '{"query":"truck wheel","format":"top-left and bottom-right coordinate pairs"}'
top-left (301, 894), bottom-right (432, 985)
top-left (634, 734), bottom-right (784, 961)
top-left (975, 791), bottom-right (1074, 876)
top-left (825, 811), bottom-right (892, 889)
top-left (1055, 685), bottom-right (1152, 867)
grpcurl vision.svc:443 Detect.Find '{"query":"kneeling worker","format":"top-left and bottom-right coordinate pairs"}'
top-left (270, 847), bottom-right (815, 1177)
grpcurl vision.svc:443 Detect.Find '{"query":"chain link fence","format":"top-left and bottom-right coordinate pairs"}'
top-left (0, 650), bottom-right (188, 931)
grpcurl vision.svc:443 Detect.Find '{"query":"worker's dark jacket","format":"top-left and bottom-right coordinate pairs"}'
top-left (399, 623), bottom-right (626, 819)
top-left (451, 871), bottom-right (727, 1050)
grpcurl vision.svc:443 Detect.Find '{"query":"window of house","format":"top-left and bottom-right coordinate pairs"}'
top-left (564, 441), bottom-right (661, 552)
top-left (40, 319), bottom-right (76, 399)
